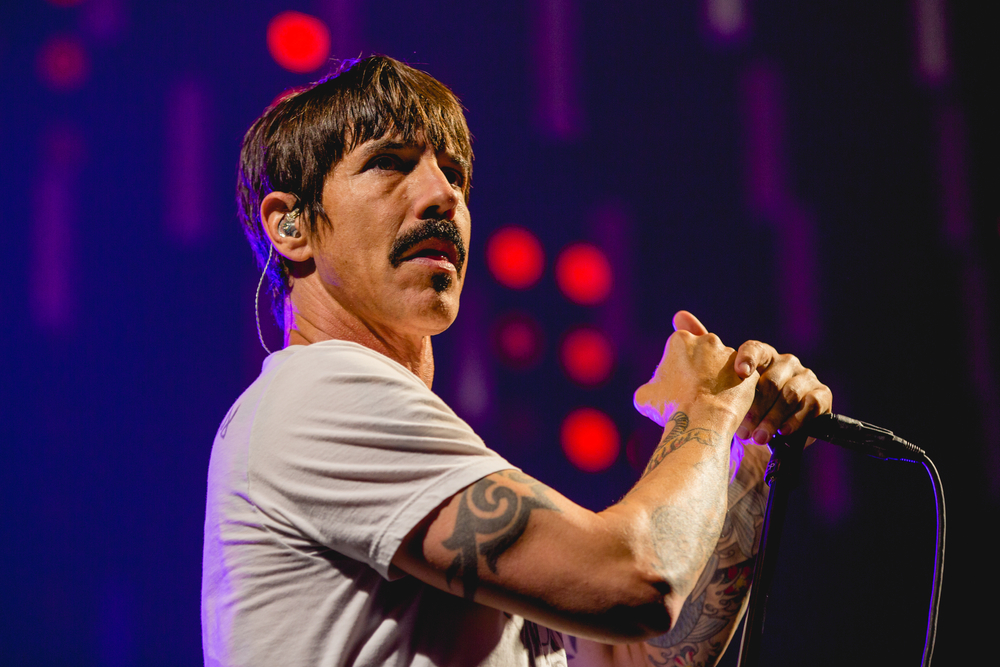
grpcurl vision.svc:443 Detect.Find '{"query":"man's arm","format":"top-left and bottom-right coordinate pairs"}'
top-left (393, 323), bottom-right (827, 653)
top-left (631, 311), bottom-right (822, 666)
top-left (394, 330), bottom-right (754, 643)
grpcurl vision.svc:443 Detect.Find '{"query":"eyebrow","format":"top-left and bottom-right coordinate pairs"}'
top-left (358, 137), bottom-right (471, 177)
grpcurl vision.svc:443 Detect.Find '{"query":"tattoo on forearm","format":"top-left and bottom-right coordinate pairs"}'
top-left (442, 471), bottom-right (560, 600)
top-left (719, 473), bottom-right (767, 563)
top-left (645, 557), bottom-right (755, 666)
top-left (644, 462), bottom-right (768, 666)
top-left (642, 412), bottom-right (721, 478)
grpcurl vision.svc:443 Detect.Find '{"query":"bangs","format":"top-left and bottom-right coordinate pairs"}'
top-left (338, 63), bottom-right (472, 165)
top-left (292, 57), bottom-right (473, 190)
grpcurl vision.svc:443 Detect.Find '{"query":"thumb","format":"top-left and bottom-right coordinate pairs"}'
top-left (672, 310), bottom-right (709, 335)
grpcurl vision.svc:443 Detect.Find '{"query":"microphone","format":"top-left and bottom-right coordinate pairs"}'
top-left (801, 413), bottom-right (925, 461)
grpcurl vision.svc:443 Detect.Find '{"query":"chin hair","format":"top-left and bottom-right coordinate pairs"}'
top-left (431, 273), bottom-right (452, 293)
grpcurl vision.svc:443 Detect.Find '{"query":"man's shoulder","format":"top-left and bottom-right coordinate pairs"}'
top-left (266, 339), bottom-right (425, 389)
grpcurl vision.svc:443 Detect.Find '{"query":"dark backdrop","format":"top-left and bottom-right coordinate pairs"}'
top-left (2, 1), bottom-right (997, 665)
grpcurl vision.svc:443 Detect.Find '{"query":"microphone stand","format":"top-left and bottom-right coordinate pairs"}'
top-left (736, 430), bottom-right (808, 667)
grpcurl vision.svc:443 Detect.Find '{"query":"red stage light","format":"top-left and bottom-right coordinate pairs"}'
top-left (267, 11), bottom-right (331, 74)
top-left (36, 35), bottom-right (89, 91)
top-left (495, 312), bottom-right (543, 368)
top-left (561, 407), bottom-right (620, 473)
top-left (486, 226), bottom-right (545, 289)
top-left (556, 242), bottom-right (612, 305)
top-left (560, 327), bottom-right (614, 386)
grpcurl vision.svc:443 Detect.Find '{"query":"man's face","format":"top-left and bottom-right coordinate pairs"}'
top-left (309, 134), bottom-right (471, 339)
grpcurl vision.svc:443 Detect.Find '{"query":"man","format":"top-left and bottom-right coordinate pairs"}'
top-left (202, 56), bottom-right (831, 666)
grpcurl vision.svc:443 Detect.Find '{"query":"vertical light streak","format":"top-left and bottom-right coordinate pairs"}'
top-left (740, 62), bottom-right (821, 353)
top-left (913, 0), bottom-right (950, 86)
top-left (935, 105), bottom-right (1000, 499)
top-left (164, 78), bottom-right (211, 246)
top-left (741, 63), bottom-right (785, 215)
top-left (31, 124), bottom-right (85, 332)
top-left (453, 283), bottom-right (493, 425)
top-left (531, 0), bottom-right (584, 141)
top-left (740, 62), bottom-right (840, 518)
top-left (590, 201), bottom-right (631, 353)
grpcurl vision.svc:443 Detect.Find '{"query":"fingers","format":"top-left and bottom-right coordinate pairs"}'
top-left (734, 339), bottom-right (778, 379)
top-left (672, 310), bottom-right (709, 335)
top-left (736, 355), bottom-right (833, 444)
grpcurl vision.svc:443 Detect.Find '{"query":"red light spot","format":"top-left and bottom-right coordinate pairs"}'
top-left (556, 243), bottom-right (612, 305)
top-left (486, 226), bottom-right (545, 289)
top-left (561, 408), bottom-right (620, 473)
top-left (267, 11), bottom-right (331, 74)
top-left (36, 35), bottom-right (89, 91)
top-left (560, 327), bottom-right (615, 386)
top-left (494, 313), bottom-right (543, 368)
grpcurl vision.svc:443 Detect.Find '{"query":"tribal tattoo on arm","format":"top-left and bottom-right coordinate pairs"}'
top-left (441, 470), bottom-right (561, 600)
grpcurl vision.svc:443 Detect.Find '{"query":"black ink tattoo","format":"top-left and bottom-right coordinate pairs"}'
top-left (642, 412), bottom-right (721, 477)
top-left (442, 471), bottom-right (560, 600)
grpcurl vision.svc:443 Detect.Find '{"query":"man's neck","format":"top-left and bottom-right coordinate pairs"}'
top-left (284, 299), bottom-right (436, 390)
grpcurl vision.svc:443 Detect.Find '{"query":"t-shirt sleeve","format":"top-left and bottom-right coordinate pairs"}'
top-left (246, 343), bottom-right (515, 580)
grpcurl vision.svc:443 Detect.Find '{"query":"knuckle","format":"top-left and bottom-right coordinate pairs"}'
top-left (673, 330), bottom-right (694, 343)
top-left (781, 353), bottom-right (801, 368)
top-left (759, 374), bottom-right (779, 394)
top-left (780, 383), bottom-right (802, 403)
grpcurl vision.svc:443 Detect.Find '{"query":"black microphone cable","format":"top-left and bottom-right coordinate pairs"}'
top-left (803, 414), bottom-right (945, 667)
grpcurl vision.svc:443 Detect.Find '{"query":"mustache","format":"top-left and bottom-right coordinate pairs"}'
top-left (388, 219), bottom-right (467, 274)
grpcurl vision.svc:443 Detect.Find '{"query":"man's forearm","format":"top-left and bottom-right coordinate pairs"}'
top-left (610, 407), bottom-right (738, 615)
top-left (642, 444), bottom-right (770, 667)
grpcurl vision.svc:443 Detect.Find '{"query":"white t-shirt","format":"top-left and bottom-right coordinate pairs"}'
top-left (201, 340), bottom-right (569, 666)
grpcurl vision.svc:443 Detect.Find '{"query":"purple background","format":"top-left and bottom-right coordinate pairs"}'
top-left (3, 1), bottom-right (997, 665)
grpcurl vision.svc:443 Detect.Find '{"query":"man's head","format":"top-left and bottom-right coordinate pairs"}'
top-left (237, 55), bottom-right (473, 325)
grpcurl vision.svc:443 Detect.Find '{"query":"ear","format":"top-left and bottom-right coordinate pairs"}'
top-left (261, 191), bottom-right (312, 262)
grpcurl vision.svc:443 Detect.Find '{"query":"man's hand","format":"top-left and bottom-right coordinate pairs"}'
top-left (672, 310), bottom-right (833, 445)
top-left (633, 325), bottom-right (757, 436)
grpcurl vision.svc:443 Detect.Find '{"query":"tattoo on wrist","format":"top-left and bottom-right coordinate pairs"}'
top-left (442, 471), bottom-right (560, 600)
top-left (643, 412), bottom-right (722, 478)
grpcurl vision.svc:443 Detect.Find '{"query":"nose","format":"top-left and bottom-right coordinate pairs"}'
top-left (411, 155), bottom-right (460, 221)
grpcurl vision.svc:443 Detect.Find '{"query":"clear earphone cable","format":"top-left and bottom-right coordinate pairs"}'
top-left (255, 245), bottom-right (274, 355)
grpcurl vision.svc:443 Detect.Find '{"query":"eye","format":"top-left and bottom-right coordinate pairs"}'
top-left (443, 167), bottom-right (465, 188)
top-left (370, 154), bottom-right (401, 171)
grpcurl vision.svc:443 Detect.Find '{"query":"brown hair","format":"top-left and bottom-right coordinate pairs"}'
top-left (237, 55), bottom-right (473, 321)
